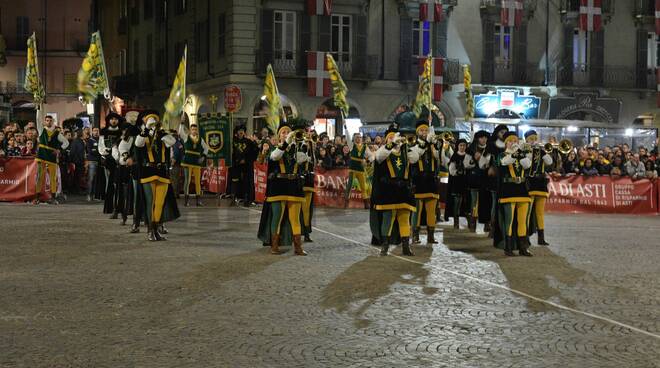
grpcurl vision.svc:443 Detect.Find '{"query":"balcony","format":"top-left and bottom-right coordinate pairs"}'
top-left (553, 64), bottom-right (645, 89)
top-left (256, 51), bottom-right (378, 80)
top-left (482, 60), bottom-right (546, 86)
top-left (399, 57), bottom-right (461, 85)
top-left (560, 0), bottom-right (614, 16)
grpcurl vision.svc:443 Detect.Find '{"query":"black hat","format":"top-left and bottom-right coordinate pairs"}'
top-left (524, 130), bottom-right (538, 140)
top-left (384, 123), bottom-right (399, 140)
top-left (105, 112), bottom-right (124, 126)
top-left (415, 119), bottom-right (431, 133)
top-left (492, 124), bottom-right (509, 140)
top-left (137, 110), bottom-right (160, 126)
top-left (473, 130), bottom-right (490, 140)
top-left (503, 131), bottom-right (519, 144)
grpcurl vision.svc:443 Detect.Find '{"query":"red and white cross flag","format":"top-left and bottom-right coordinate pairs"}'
top-left (579, 0), bottom-right (602, 32)
top-left (307, 0), bottom-right (332, 16)
top-left (500, 0), bottom-right (523, 28)
top-left (418, 57), bottom-right (444, 102)
top-left (655, 0), bottom-right (660, 36)
top-left (419, 0), bottom-right (442, 23)
top-left (307, 52), bottom-right (330, 97)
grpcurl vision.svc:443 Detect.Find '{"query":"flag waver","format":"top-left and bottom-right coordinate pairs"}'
top-left (579, 0), bottom-right (602, 32)
top-left (501, 0), bottom-right (523, 28)
top-left (413, 55), bottom-right (433, 118)
top-left (420, 0), bottom-right (442, 23)
top-left (326, 54), bottom-right (349, 117)
top-left (263, 64), bottom-right (284, 132)
top-left (77, 31), bottom-right (110, 103)
top-left (164, 46), bottom-right (187, 123)
top-left (25, 33), bottom-right (45, 104)
top-left (464, 65), bottom-right (474, 120)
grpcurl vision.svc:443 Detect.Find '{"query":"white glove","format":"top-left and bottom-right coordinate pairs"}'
top-left (427, 128), bottom-right (436, 144)
top-left (285, 131), bottom-right (295, 145)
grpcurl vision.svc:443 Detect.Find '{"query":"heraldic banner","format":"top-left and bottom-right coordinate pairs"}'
top-left (197, 113), bottom-right (232, 166)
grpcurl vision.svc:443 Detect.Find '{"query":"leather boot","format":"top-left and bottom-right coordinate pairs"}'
top-left (110, 211), bottom-right (119, 219)
top-left (412, 228), bottom-right (420, 244)
top-left (130, 222), bottom-right (140, 233)
top-left (380, 237), bottom-right (390, 256)
top-left (427, 227), bottom-right (437, 244)
top-left (293, 235), bottom-right (307, 256)
top-left (270, 234), bottom-right (284, 255)
top-left (196, 195), bottom-right (204, 207)
top-left (519, 236), bottom-right (533, 257)
top-left (184, 195), bottom-right (190, 207)
top-left (402, 237), bottom-right (414, 256)
top-left (484, 221), bottom-right (492, 234)
top-left (121, 214), bottom-right (127, 226)
top-left (537, 230), bottom-right (550, 246)
top-left (504, 236), bottom-right (515, 257)
top-left (147, 223), bottom-right (157, 241)
top-left (453, 216), bottom-right (459, 229)
top-left (159, 224), bottom-right (168, 234)
top-left (304, 234), bottom-right (313, 242)
top-left (153, 222), bottom-right (167, 241)
top-left (487, 221), bottom-right (494, 238)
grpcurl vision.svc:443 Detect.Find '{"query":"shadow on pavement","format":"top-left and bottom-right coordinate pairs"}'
top-left (440, 226), bottom-right (586, 312)
top-left (320, 245), bottom-right (436, 329)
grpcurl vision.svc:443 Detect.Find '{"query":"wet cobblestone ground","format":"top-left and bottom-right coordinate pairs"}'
top-left (1, 200), bottom-right (659, 367)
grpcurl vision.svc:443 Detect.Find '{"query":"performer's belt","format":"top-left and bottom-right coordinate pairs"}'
top-left (38, 144), bottom-right (56, 151)
top-left (276, 173), bottom-right (302, 180)
top-left (185, 150), bottom-right (201, 155)
top-left (145, 162), bottom-right (167, 169)
top-left (503, 177), bottom-right (525, 184)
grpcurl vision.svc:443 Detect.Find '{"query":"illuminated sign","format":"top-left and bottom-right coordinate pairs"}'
top-left (474, 90), bottom-right (541, 119)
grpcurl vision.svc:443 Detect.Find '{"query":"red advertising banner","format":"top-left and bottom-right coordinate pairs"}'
top-left (0, 158), bottom-right (51, 202)
top-left (254, 162), bottom-right (267, 203)
top-left (201, 164), bottom-right (228, 194)
top-left (223, 85), bottom-right (242, 113)
top-left (314, 168), bottom-right (367, 208)
top-left (546, 175), bottom-right (657, 214)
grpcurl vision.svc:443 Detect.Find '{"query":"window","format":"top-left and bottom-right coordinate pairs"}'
top-left (273, 10), bottom-right (296, 61)
top-left (573, 29), bottom-right (589, 69)
top-left (412, 21), bottom-right (430, 57)
top-left (494, 24), bottom-right (512, 66)
top-left (195, 22), bottom-right (208, 62)
top-left (331, 14), bottom-right (351, 62)
top-left (133, 39), bottom-right (139, 72)
top-left (130, 0), bottom-right (139, 24)
top-left (219, 13), bottom-right (226, 57)
top-left (120, 0), bottom-right (128, 18)
top-left (119, 49), bottom-right (127, 75)
top-left (146, 34), bottom-right (153, 69)
top-left (64, 73), bottom-right (77, 94)
top-left (647, 32), bottom-right (659, 70)
top-left (144, 0), bottom-right (153, 19)
top-left (17, 68), bottom-right (26, 91)
top-left (16, 16), bottom-right (29, 49)
top-left (176, 0), bottom-right (186, 14)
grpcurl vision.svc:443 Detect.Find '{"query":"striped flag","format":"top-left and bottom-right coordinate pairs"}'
top-left (77, 31), bottom-right (110, 103)
top-left (307, 51), bottom-right (330, 97)
top-left (418, 57), bottom-right (444, 102)
top-left (326, 54), bottom-right (349, 117)
top-left (420, 0), bottom-right (442, 23)
top-left (24, 33), bottom-right (45, 104)
top-left (263, 64), bottom-right (284, 132)
top-left (501, 0), bottom-right (523, 28)
top-left (464, 65), bottom-right (474, 120)
top-left (163, 46), bottom-right (187, 126)
top-left (307, 0), bottom-right (331, 16)
top-left (579, 0), bottom-right (602, 32)
top-left (413, 55), bottom-right (433, 118)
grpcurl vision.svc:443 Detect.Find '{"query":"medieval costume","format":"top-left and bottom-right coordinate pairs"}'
top-left (372, 125), bottom-right (418, 256)
top-left (498, 132), bottom-right (533, 257)
top-left (524, 130), bottom-right (553, 246)
top-left (231, 125), bottom-right (258, 206)
top-left (447, 139), bottom-right (469, 229)
top-left (179, 123), bottom-right (209, 207)
top-left (481, 124), bottom-right (509, 240)
top-left (257, 121), bottom-right (309, 256)
top-left (465, 130), bottom-right (491, 232)
top-left (133, 111), bottom-right (180, 241)
top-left (99, 113), bottom-right (124, 216)
top-left (34, 115), bottom-right (69, 204)
top-left (116, 125), bottom-right (136, 226)
top-left (410, 121), bottom-right (440, 245)
top-left (300, 129), bottom-right (317, 242)
top-left (344, 133), bottom-right (371, 209)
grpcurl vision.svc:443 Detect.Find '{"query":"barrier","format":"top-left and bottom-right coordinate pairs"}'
top-left (0, 157), bottom-right (52, 202)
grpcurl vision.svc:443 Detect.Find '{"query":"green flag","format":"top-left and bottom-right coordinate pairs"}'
top-left (326, 54), bottom-right (349, 117)
top-left (77, 31), bottom-right (110, 103)
top-left (25, 33), bottom-right (44, 104)
top-left (263, 64), bottom-right (283, 133)
top-left (164, 46), bottom-right (187, 125)
top-left (412, 55), bottom-right (432, 119)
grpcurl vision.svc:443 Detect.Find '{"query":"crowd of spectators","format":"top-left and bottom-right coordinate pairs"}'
top-left (558, 143), bottom-right (659, 180)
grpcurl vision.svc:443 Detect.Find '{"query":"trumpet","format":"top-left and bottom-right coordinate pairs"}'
top-left (305, 131), bottom-right (319, 143)
top-left (558, 139), bottom-right (573, 155)
top-left (407, 135), bottom-right (417, 146)
top-left (440, 131), bottom-right (455, 142)
top-left (294, 130), bottom-right (305, 141)
top-left (544, 142), bottom-right (555, 154)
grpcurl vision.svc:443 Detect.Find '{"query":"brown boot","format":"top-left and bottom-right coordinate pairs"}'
top-left (293, 235), bottom-right (307, 256)
top-left (270, 234), bottom-right (284, 255)
top-left (518, 236), bottom-right (533, 257)
top-left (412, 228), bottom-right (420, 244)
top-left (427, 227), bottom-right (437, 244)
top-left (537, 230), bottom-right (550, 246)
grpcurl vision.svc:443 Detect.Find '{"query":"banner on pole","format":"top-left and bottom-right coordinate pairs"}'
top-left (198, 114), bottom-right (232, 166)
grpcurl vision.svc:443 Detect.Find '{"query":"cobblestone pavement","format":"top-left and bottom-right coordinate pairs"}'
top-left (1, 199), bottom-right (659, 368)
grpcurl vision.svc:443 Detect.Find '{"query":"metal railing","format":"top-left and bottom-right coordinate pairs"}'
top-left (552, 64), bottom-right (651, 89)
top-left (482, 61), bottom-right (546, 86)
top-left (256, 50), bottom-right (378, 80)
top-left (561, 0), bottom-right (614, 15)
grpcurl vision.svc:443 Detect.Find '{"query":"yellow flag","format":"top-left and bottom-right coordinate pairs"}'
top-left (25, 33), bottom-right (44, 104)
top-left (464, 64), bottom-right (474, 120)
top-left (263, 64), bottom-right (283, 132)
top-left (77, 31), bottom-right (109, 103)
top-left (164, 46), bottom-right (187, 124)
top-left (326, 54), bottom-right (349, 117)
top-left (413, 55), bottom-right (433, 119)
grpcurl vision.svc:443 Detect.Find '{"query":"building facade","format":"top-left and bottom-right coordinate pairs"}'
top-left (102, 0), bottom-right (659, 134)
top-left (0, 0), bottom-right (92, 125)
